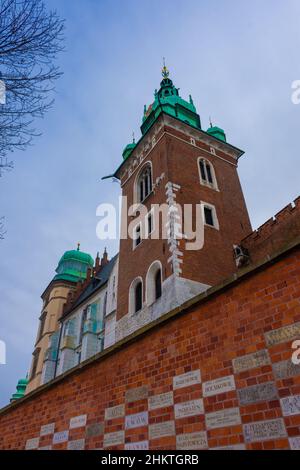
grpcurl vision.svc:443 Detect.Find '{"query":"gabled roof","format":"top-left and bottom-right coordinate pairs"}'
top-left (60, 254), bottom-right (118, 321)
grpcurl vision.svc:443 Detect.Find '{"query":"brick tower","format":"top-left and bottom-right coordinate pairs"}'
top-left (108, 64), bottom-right (252, 341)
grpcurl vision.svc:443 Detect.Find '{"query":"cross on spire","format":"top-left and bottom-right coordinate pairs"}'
top-left (162, 57), bottom-right (170, 79)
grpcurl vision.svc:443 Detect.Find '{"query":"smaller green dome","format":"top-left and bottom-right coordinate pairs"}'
top-left (54, 245), bottom-right (94, 283)
top-left (206, 125), bottom-right (226, 142)
top-left (10, 377), bottom-right (28, 402)
top-left (122, 141), bottom-right (137, 160)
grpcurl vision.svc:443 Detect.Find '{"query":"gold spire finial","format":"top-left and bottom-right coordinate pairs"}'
top-left (132, 131), bottom-right (135, 144)
top-left (162, 57), bottom-right (169, 79)
top-left (209, 116), bottom-right (213, 128)
top-left (77, 242), bottom-right (80, 251)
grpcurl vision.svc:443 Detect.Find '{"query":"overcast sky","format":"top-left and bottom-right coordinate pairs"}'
top-left (0, 0), bottom-right (299, 408)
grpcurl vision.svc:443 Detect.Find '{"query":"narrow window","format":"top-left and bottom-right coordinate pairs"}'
top-left (134, 224), bottom-right (141, 248)
top-left (155, 269), bottom-right (162, 300)
top-left (139, 180), bottom-right (144, 202)
top-left (199, 158), bottom-right (217, 189)
top-left (31, 349), bottom-right (40, 379)
top-left (135, 282), bottom-right (142, 312)
top-left (37, 312), bottom-right (46, 341)
top-left (200, 160), bottom-right (206, 181)
top-left (204, 207), bottom-right (214, 226)
top-left (79, 308), bottom-right (88, 343)
top-left (206, 164), bottom-right (213, 184)
top-left (147, 212), bottom-right (153, 236)
top-left (137, 165), bottom-right (152, 203)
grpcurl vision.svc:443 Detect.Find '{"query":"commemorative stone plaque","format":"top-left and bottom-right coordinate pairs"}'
top-left (205, 408), bottom-right (241, 430)
top-left (265, 322), bottom-right (300, 347)
top-left (69, 414), bottom-right (87, 429)
top-left (67, 439), bottom-right (85, 450)
top-left (25, 437), bottom-right (39, 450)
top-left (238, 382), bottom-right (278, 405)
top-left (38, 445), bottom-right (52, 450)
top-left (280, 394), bottom-right (300, 416)
top-left (243, 418), bottom-right (287, 443)
top-left (173, 370), bottom-right (201, 390)
top-left (125, 411), bottom-right (148, 429)
top-left (148, 392), bottom-right (173, 411)
top-left (176, 432), bottom-right (208, 450)
top-left (203, 375), bottom-right (236, 397)
top-left (289, 437), bottom-right (300, 450)
top-left (125, 386), bottom-right (148, 403)
top-left (149, 421), bottom-right (175, 440)
top-left (174, 399), bottom-right (204, 419)
top-left (103, 430), bottom-right (125, 448)
top-left (53, 430), bottom-right (69, 445)
top-left (40, 423), bottom-right (55, 436)
top-left (233, 350), bottom-right (270, 373)
top-left (125, 441), bottom-right (149, 450)
top-left (273, 360), bottom-right (300, 380)
top-left (105, 404), bottom-right (125, 420)
top-left (86, 422), bottom-right (104, 438)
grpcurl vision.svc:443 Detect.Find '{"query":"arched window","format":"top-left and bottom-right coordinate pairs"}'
top-left (129, 277), bottom-right (143, 314)
top-left (135, 281), bottom-right (142, 312)
top-left (198, 158), bottom-right (218, 189)
top-left (155, 269), bottom-right (162, 300)
top-left (146, 261), bottom-right (163, 306)
top-left (137, 164), bottom-right (152, 203)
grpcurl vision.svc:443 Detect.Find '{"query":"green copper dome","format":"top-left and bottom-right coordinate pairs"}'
top-left (141, 63), bottom-right (201, 135)
top-left (10, 377), bottom-right (28, 402)
top-left (122, 140), bottom-right (137, 160)
top-left (54, 245), bottom-right (94, 283)
top-left (206, 125), bottom-right (226, 142)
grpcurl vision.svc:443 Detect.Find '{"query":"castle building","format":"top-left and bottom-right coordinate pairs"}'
top-left (2, 66), bottom-right (299, 451)
top-left (26, 246), bottom-right (95, 393)
top-left (26, 65), bottom-right (254, 390)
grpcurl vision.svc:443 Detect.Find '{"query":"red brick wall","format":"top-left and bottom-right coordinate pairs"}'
top-left (0, 245), bottom-right (299, 450)
top-left (242, 197), bottom-right (300, 265)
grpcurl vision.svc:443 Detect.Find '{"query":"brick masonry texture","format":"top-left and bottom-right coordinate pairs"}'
top-left (0, 244), bottom-right (300, 450)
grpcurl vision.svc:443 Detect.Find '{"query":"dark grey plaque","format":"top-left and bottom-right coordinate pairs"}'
top-left (125, 386), bottom-right (148, 403)
top-left (86, 422), bottom-right (104, 438)
top-left (238, 382), bottom-right (278, 405)
top-left (273, 360), bottom-right (300, 380)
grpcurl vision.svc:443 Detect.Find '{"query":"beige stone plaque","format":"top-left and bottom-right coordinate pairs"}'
top-left (69, 414), bottom-right (87, 429)
top-left (173, 370), bottom-right (201, 389)
top-left (40, 423), bottom-right (55, 436)
top-left (149, 421), bottom-right (175, 440)
top-left (105, 404), bottom-right (125, 420)
top-left (148, 392), bottom-right (173, 411)
top-left (103, 430), bottom-right (125, 448)
top-left (233, 350), bottom-right (270, 373)
top-left (265, 322), bottom-right (300, 347)
top-left (25, 437), bottom-right (39, 450)
top-left (176, 432), bottom-right (208, 450)
top-left (174, 399), bottom-right (204, 419)
top-left (67, 439), bottom-right (85, 450)
top-left (203, 375), bottom-right (236, 397)
top-left (205, 408), bottom-right (241, 430)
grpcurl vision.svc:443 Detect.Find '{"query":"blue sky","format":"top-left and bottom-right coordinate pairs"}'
top-left (0, 0), bottom-right (299, 408)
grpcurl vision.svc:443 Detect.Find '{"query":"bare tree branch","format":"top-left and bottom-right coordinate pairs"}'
top-left (0, 0), bottom-right (65, 160)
